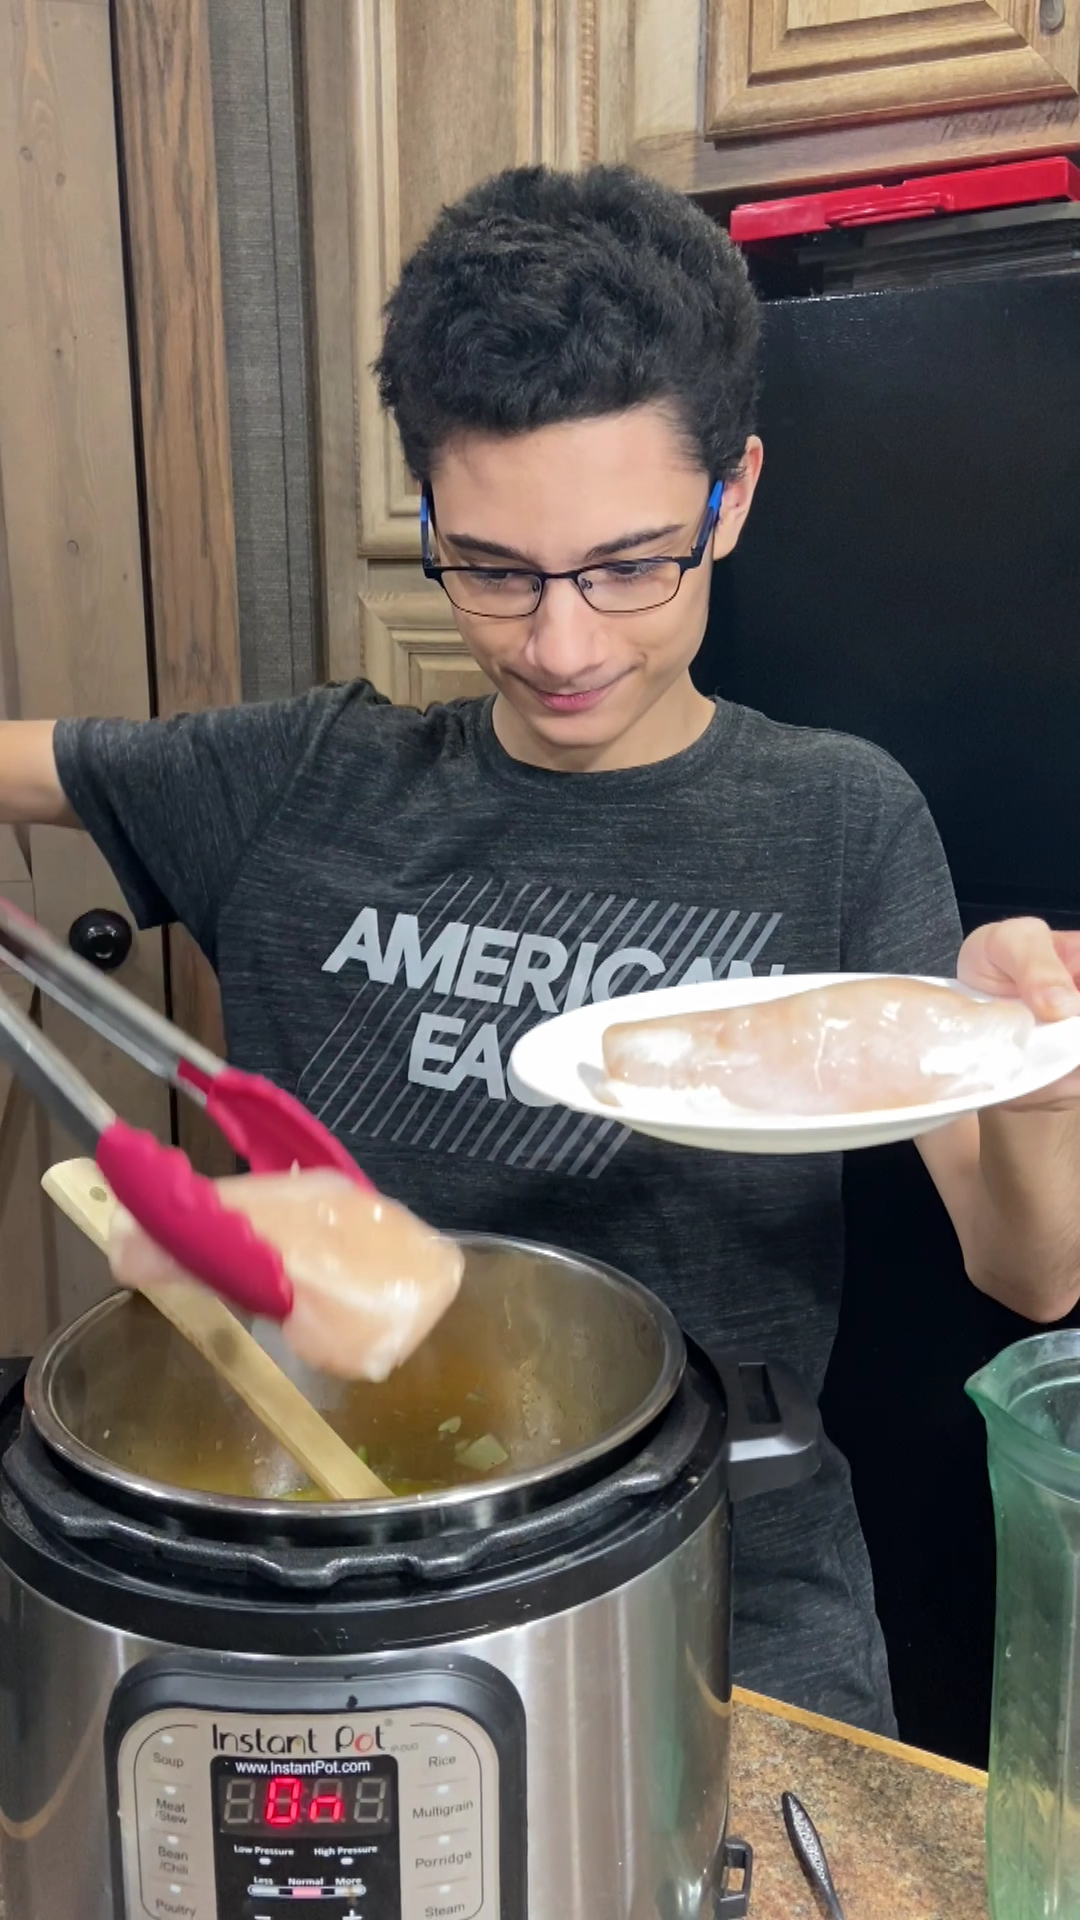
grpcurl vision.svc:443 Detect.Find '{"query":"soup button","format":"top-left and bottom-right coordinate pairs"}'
top-left (144, 1731), bottom-right (193, 1785)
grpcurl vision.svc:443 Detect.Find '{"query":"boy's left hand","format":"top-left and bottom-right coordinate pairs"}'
top-left (957, 918), bottom-right (1080, 1109)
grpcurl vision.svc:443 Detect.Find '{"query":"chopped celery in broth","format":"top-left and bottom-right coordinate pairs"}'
top-left (454, 1433), bottom-right (510, 1471)
top-left (276, 1422), bottom-right (510, 1500)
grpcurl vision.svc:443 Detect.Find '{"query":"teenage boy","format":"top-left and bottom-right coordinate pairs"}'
top-left (3, 164), bottom-right (1078, 1734)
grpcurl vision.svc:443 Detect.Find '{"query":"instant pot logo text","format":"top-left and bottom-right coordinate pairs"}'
top-left (213, 1725), bottom-right (318, 1756)
top-left (299, 879), bottom-right (785, 1178)
top-left (212, 1724), bottom-right (388, 1756)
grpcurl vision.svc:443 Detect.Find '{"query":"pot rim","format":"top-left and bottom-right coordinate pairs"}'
top-left (24, 1231), bottom-right (686, 1526)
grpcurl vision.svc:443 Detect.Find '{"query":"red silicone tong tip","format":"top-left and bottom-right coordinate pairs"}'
top-left (179, 1063), bottom-right (374, 1188)
top-left (96, 1122), bottom-right (295, 1320)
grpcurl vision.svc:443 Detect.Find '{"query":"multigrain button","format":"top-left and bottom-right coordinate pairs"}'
top-left (411, 1781), bottom-right (480, 1833)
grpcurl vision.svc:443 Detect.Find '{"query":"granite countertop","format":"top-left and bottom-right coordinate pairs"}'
top-left (731, 1688), bottom-right (988, 1919)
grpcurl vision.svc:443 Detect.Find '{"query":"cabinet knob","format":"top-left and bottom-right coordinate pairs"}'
top-left (68, 909), bottom-right (133, 972)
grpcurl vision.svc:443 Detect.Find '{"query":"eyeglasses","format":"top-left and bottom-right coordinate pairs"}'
top-left (420, 481), bottom-right (724, 620)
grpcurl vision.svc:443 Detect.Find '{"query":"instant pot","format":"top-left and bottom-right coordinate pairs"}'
top-left (0, 1235), bottom-right (819, 1920)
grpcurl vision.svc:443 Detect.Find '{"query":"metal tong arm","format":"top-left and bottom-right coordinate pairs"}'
top-left (0, 984), bottom-right (114, 1152)
top-left (0, 896), bottom-right (222, 1094)
top-left (0, 981), bottom-right (299, 1321)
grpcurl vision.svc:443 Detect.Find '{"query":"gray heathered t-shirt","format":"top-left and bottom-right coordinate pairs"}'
top-left (55, 684), bottom-right (963, 1734)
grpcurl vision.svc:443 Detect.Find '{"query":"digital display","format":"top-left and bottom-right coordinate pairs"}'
top-left (213, 1758), bottom-right (397, 1839)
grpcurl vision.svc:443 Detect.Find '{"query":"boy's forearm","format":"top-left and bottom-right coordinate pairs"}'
top-left (967, 1106), bottom-right (1080, 1323)
top-left (0, 721), bottom-right (78, 826)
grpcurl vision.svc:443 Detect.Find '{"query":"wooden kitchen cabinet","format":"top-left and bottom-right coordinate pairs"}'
top-left (707, 0), bottom-right (1078, 143)
top-left (602, 0), bottom-right (1080, 197)
top-left (0, 0), bottom-right (243, 1343)
top-left (304, 0), bottom-right (599, 695)
top-left (0, 0), bottom-right (171, 1343)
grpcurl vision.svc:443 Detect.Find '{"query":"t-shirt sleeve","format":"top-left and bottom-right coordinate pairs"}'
top-left (842, 789), bottom-right (963, 980)
top-left (53, 683), bottom-right (377, 960)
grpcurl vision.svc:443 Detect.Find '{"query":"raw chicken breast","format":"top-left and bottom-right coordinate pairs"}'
top-left (108, 1169), bottom-right (464, 1381)
top-left (601, 977), bottom-right (1036, 1116)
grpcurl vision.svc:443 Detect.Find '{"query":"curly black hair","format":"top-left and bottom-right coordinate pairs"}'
top-left (375, 164), bottom-right (760, 485)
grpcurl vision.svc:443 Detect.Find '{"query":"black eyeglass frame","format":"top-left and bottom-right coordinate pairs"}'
top-left (419, 480), bottom-right (725, 619)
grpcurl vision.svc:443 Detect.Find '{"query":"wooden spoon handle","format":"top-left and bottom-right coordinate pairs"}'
top-left (41, 1158), bottom-right (391, 1502)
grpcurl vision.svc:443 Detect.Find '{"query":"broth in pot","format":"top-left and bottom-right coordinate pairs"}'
top-left (28, 1235), bottom-right (684, 1517)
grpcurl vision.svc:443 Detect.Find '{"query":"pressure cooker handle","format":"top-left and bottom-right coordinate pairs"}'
top-left (708, 1351), bottom-right (820, 1501)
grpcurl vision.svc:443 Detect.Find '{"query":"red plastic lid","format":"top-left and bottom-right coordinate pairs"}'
top-left (730, 156), bottom-right (1080, 244)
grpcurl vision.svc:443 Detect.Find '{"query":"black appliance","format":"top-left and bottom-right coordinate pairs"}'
top-left (695, 263), bottom-right (1080, 1768)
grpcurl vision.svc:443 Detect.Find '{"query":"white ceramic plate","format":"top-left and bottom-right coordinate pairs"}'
top-left (508, 972), bottom-right (1080, 1156)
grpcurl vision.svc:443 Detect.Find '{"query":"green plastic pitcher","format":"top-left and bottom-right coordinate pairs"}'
top-left (968, 1330), bottom-right (1080, 1919)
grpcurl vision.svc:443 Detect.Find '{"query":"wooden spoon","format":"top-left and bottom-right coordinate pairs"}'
top-left (41, 1158), bottom-right (392, 1501)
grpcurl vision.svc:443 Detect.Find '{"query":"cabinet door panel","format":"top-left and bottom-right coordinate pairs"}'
top-left (706, 0), bottom-right (1079, 140)
top-left (306, 0), bottom-right (599, 696)
top-left (360, 583), bottom-right (492, 707)
top-left (354, 0), bottom-right (594, 556)
top-left (595, 0), bottom-right (1080, 202)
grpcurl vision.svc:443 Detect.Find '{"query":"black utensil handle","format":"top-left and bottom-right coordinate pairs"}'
top-left (781, 1791), bottom-right (846, 1920)
top-left (69, 908), bottom-right (133, 972)
top-left (705, 1349), bottom-right (821, 1500)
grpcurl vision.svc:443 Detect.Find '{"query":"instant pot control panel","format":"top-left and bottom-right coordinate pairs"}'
top-left (105, 1655), bottom-right (526, 1920)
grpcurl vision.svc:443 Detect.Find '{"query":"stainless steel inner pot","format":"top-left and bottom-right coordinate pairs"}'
top-left (25, 1233), bottom-right (685, 1525)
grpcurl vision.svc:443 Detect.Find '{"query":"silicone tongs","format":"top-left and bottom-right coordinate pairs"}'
top-left (0, 898), bottom-right (373, 1319)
